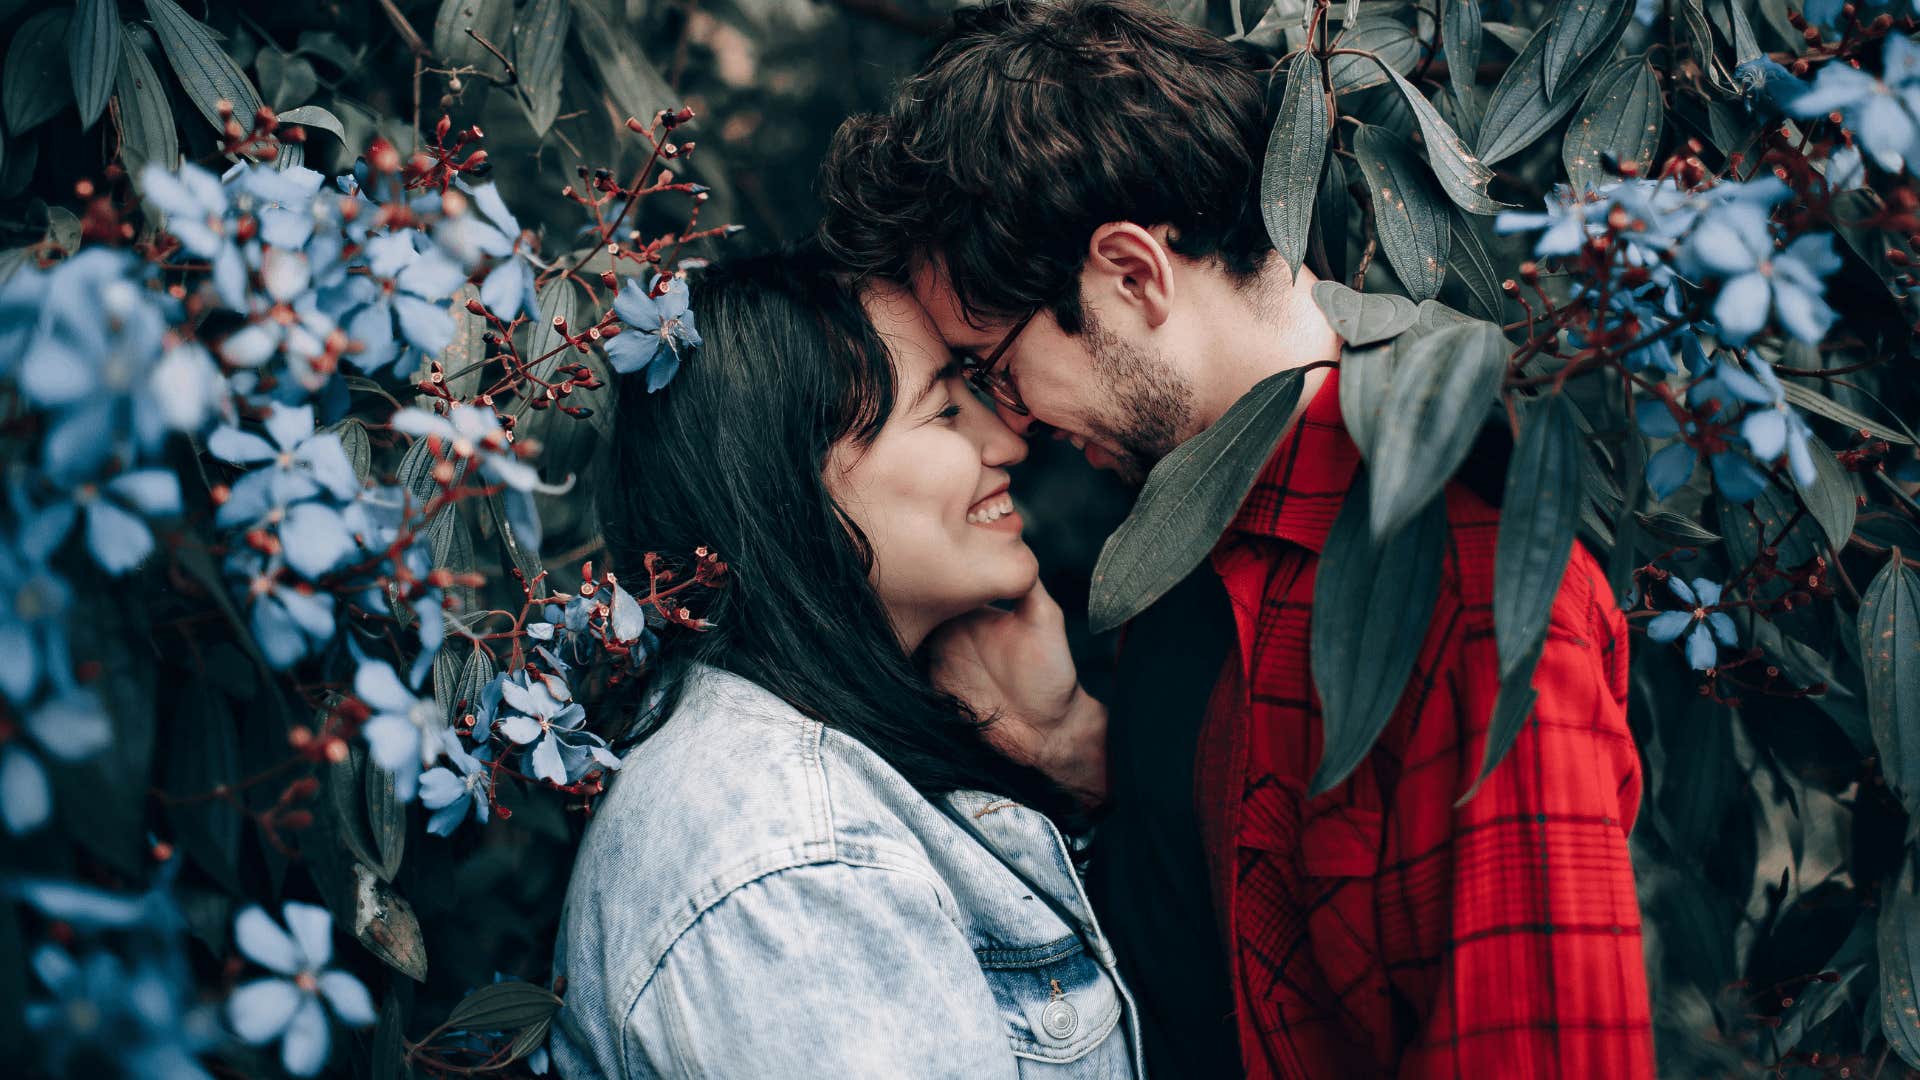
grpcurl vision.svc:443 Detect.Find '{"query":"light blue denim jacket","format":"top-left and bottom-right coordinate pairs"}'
top-left (550, 665), bottom-right (1145, 1079)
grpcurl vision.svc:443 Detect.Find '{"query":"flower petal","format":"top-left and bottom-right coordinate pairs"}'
top-left (26, 691), bottom-right (111, 762)
top-left (84, 498), bottom-right (155, 575)
top-left (354, 660), bottom-right (415, 713)
top-left (1647, 610), bottom-right (1693, 643)
top-left (1646, 442), bottom-right (1698, 499)
top-left (1685, 621), bottom-right (1719, 670)
top-left (1743, 408), bottom-right (1789, 459)
top-left (280, 994), bottom-right (331, 1077)
top-left (319, 970), bottom-right (375, 1026)
top-left (1, 748), bottom-right (51, 833)
top-left (234, 907), bottom-right (303, 975)
top-left (228, 977), bottom-right (302, 1043)
top-left (531, 733), bottom-right (566, 785)
top-left (282, 901), bottom-right (335, 970)
top-left (1712, 273), bottom-right (1772, 344)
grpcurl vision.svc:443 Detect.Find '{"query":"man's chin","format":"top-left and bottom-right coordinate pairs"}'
top-left (1083, 442), bottom-right (1148, 486)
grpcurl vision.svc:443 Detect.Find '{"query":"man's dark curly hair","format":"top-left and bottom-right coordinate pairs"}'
top-left (818, 0), bottom-right (1272, 335)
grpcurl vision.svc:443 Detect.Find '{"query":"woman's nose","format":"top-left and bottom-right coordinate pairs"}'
top-left (964, 396), bottom-right (1029, 468)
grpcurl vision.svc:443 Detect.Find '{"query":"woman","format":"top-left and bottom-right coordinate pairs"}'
top-left (550, 249), bottom-right (1142, 1078)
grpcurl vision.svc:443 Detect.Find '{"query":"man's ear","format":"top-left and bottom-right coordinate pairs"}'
top-left (1085, 223), bottom-right (1175, 329)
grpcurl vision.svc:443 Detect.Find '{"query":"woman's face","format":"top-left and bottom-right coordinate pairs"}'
top-left (826, 284), bottom-right (1038, 650)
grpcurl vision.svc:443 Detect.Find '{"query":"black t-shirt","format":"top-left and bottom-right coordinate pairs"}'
top-left (1085, 565), bottom-right (1242, 1078)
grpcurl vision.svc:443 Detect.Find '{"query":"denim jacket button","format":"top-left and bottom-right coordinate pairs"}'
top-left (1041, 997), bottom-right (1079, 1040)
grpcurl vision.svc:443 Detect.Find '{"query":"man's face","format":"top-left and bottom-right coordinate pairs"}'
top-left (909, 261), bottom-right (1193, 487)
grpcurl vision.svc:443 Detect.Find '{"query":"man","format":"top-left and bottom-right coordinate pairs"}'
top-left (819, 1), bottom-right (1654, 1077)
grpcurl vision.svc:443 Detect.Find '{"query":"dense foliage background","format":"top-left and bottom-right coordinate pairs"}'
top-left (0, 0), bottom-right (1918, 1077)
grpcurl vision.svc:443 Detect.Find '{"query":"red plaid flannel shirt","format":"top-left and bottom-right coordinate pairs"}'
top-left (1192, 368), bottom-right (1654, 1078)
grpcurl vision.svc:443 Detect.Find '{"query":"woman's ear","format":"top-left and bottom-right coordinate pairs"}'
top-left (1084, 223), bottom-right (1176, 329)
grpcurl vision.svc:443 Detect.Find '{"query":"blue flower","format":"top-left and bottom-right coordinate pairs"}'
top-left (27, 942), bottom-right (217, 1080)
top-left (208, 403), bottom-right (362, 578)
top-left (419, 727), bottom-right (491, 835)
top-left (492, 671), bottom-right (619, 785)
top-left (436, 183), bottom-right (541, 322)
top-left (225, 550), bottom-right (337, 669)
top-left (1711, 356), bottom-right (1820, 488)
top-left (1735, 58), bottom-right (1811, 117)
top-left (1647, 576), bottom-right (1739, 671)
top-left (337, 229), bottom-right (469, 373)
top-left (607, 275), bottom-right (700, 391)
top-left (1, 691), bottom-right (111, 834)
top-left (1679, 202), bottom-right (1841, 344)
top-left (0, 532), bottom-right (76, 708)
top-left (355, 658), bottom-right (445, 802)
top-left (142, 163), bottom-right (249, 310)
top-left (391, 403), bottom-right (562, 495)
top-left (1791, 34), bottom-right (1920, 173)
top-left (227, 903), bottom-right (376, 1078)
top-left (17, 468), bottom-right (183, 576)
top-left (1636, 356), bottom-right (1785, 503)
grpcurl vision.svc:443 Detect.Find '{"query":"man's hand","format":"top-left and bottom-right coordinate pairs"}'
top-left (927, 578), bottom-right (1108, 808)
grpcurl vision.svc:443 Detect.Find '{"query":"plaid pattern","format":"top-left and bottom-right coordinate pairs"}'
top-left (1193, 370), bottom-right (1654, 1079)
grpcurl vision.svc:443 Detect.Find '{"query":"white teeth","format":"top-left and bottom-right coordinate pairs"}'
top-left (966, 493), bottom-right (1016, 524)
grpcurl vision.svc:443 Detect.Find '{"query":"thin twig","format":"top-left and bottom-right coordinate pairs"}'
top-left (377, 0), bottom-right (429, 56)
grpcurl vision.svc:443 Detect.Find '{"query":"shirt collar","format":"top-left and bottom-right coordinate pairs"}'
top-left (1225, 366), bottom-right (1361, 554)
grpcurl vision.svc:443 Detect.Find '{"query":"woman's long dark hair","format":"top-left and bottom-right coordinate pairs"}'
top-left (596, 246), bottom-right (1079, 822)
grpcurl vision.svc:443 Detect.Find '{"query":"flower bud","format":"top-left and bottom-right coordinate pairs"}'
top-left (436, 114), bottom-right (453, 141)
top-left (467, 296), bottom-right (489, 316)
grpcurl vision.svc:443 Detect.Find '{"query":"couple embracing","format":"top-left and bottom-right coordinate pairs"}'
top-left (550, 2), bottom-right (1653, 1077)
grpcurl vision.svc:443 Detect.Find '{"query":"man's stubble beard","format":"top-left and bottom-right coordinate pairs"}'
top-left (1081, 309), bottom-right (1194, 487)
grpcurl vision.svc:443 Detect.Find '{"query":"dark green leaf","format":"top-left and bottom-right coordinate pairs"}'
top-left (373, 992), bottom-right (408, 1080)
top-left (1542, 0), bottom-right (1634, 100)
top-left (0, 129), bottom-right (36, 198)
top-left (1445, 209), bottom-right (1504, 321)
top-left (1481, 20), bottom-right (1531, 53)
top-left (1774, 917), bottom-right (1871, 1056)
top-left (1781, 380), bottom-right (1914, 445)
top-left (434, 0), bottom-right (513, 75)
top-left (1262, 51), bottom-right (1328, 282)
top-left (516, 0), bottom-right (569, 136)
top-left (432, 642), bottom-right (468, 729)
top-left (1328, 18), bottom-right (1421, 92)
top-left (1443, 0), bottom-right (1481, 104)
top-left (1309, 472), bottom-right (1448, 794)
top-left (486, 489), bottom-right (546, 588)
top-left (1368, 318), bottom-right (1507, 537)
top-left (273, 104), bottom-right (345, 144)
top-left (1380, 65), bottom-right (1509, 214)
top-left (1436, 82), bottom-right (1483, 151)
top-left (1476, 22), bottom-right (1615, 165)
top-left (5, 10), bottom-right (74, 135)
top-left (433, 284), bottom-right (488, 396)
top-left (444, 980), bottom-right (563, 1032)
top-left (70, 0), bottom-right (119, 128)
top-left (116, 24), bottom-right (179, 178)
top-left (145, 0), bottom-right (265, 130)
top-left (1459, 641), bottom-right (1540, 802)
top-left (163, 681), bottom-right (244, 891)
top-left (1720, 484), bottom-right (1825, 597)
top-left (350, 863), bottom-right (428, 981)
top-left (1742, 606), bottom-right (1874, 755)
top-left (1338, 341), bottom-right (1396, 462)
top-left (330, 417), bottom-right (372, 482)
top-left (456, 646), bottom-right (497, 728)
top-left (1493, 395), bottom-right (1583, 678)
top-left (1312, 280), bottom-right (1417, 345)
top-left (1634, 509), bottom-right (1721, 546)
top-left (1309, 150), bottom-right (1350, 282)
top-left (1676, 0), bottom-right (1738, 96)
top-left (366, 756), bottom-right (405, 883)
top-left (1089, 370), bottom-right (1307, 632)
top-left (570, 0), bottom-right (674, 130)
top-left (328, 742), bottom-right (386, 872)
top-left (1653, 696), bottom-right (1741, 857)
top-left (1858, 556), bottom-right (1920, 816)
top-left (255, 49), bottom-right (316, 111)
top-left (1563, 56), bottom-right (1662, 191)
top-left (1794, 437), bottom-right (1859, 554)
top-left (1353, 124), bottom-right (1449, 300)
top-left (505, 1017), bottom-right (553, 1064)
top-left (1878, 861), bottom-right (1920, 1070)
top-left (1724, 0), bottom-right (1763, 65)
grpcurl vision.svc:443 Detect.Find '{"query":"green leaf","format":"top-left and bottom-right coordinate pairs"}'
top-left (1481, 20), bottom-right (1531, 53)
top-left (116, 24), bottom-right (179, 178)
top-left (1634, 509), bottom-right (1721, 546)
top-left (328, 742), bottom-right (387, 873)
top-left (273, 104), bottom-right (345, 143)
top-left (430, 283), bottom-right (489, 397)
top-left (1368, 318), bottom-right (1507, 537)
top-left (1312, 280), bottom-right (1418, 345)
top-left (1649, 695), bottom-right (1740, 857)
top-left (1493, 395), bottom-right (1583, 678)
top-left (373, 992), bottom-right (408, 1080)
top-left (1380, 64), bottom-right (1509, 214)
top-left (486, 490), bottom-right (546, 588)
top-left (145, 0), bottom-right (265, 130)
top-left (255, 49), bottom-right (316, 111)
top-left (1443, 0), bottom-right (1481, 104)
top-left (505, 1017), bottom-right (554, 1064)
top-left (1089, 369), bottom-right (1307, 633)
top-left (1309, 472), bottom-right (1448, 795)
top-left (5, 9), bottom-right (74, 135)
top-left (1720, 483), bottom-right (1826, 600)
top-left (434, 0), bottom-right (514, 75)
top-left (1542, 0), bottom-right (1634, 100)
top-left (350, 863), bottom-right (428, 981)
top-left (1353, 124), bottom-right (1449, 300)
top-left (162, 680), bottom-right (244, 891)
top-left (1263, 52), bottom-right (1328, 283)
top-left (1563, 56), bottom-right (1662, 190)
top-left (1459, 641), bottom-right (1541, 802)
top-left (366, 755), bottom-right (406, 883)
top-left (1859, 555), bottom-right (1920, 817)
top-left (1445, 209), bottom-right (1504, 321)
top-left (1676, 0), bottom-right (1738, 96)
top-left (456, 646), bottom-right (497, 727)
top-left (1338, 341), bottom-right (1396, 462)
top-left (1310, 150), bottom-right (1350, 282)
top-left (516, 0), bottom-right (569, 136)
top-left (444, 980), bottom-right (563, 1033)
top-left (570, 0), bottom-right (674, 129)
top-left (1476, 21), bottom-right (1615, 165)
top-left (1780, 380), bottom-right (1915, 445)
top-left (1328, 18), bottom-right (1421, 92)
top-left (1793, 437), bottom-right (1859, 554)
top-left (70, 0), bottom-right (120, 128)
top-left (1879, 861), bottom-right (1920, 1070)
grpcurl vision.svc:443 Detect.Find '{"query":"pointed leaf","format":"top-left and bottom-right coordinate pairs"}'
top-left (570, 0), bottom-right (673, 132)
top-left (1542, 0), bottom-right (1634, 100)
top-left (428, 283), bottom-right (488, 398)
top-left (1446, 209), bottom-right (1504, 321)
top-left (1859, 555), bottom-right (1920, 817)
top-left (365, 757), bottom-right (405, 882)
top-left (1353, 124), bottom-right (1449, 300)
top-left (70, 0), bottom-right (120, 128)
top-left (350, 863), bottom-right (427, 980)
top-left (1311, 279), bottom-right (1417, 345)
top-left (1477, 22), bottom-right (1616, 165)
top-left (516, 0), bottom-right (569, 136)
top-left (327, 743), bottom-right (385, 874)
top-left (1262, 51), bottom-right (1328, 282)
top-left (1443, 0), bottom-right (1482, 104)
top-left (1328, 18), bottom-right (1421, 92)
top-left (115, 24), bottom-right (179, 178)
top-left (1338, 341), bottom-right (1396, 462)
top-left (444, 981), bottom-right (562, 1033)
top-left (1564, 56), bottom-right (1662, 190)
top-left (1458, 641), bottom-right (1541, 803)
top-left (274, 104), bottom-right (346, 144)
top-left (5, 10), bottom-right (74, 135)
top-left (1369, 318), bottom-right (1508, 537)
top-left (1309, 150), bottom-right (1351, 283)
top-left (1793, 436), bottom-right (1858, 554)
top-left (1089, 370), bottom-right (1307, 632)
top-left (1781, 380), bottom-right (1914, 445)
top-left (1309, 473), bottom-right (1448, 794)
top-left (1380, 64), bottom-right (1509, 214)
top-left (144, 0), bottom-right (264, 131)
top-left (1493, 394), bottom-right (1583, 678)
top-left (434, 0), bottom-right (513, 75)
top-left (1880, 862), bottom-right (1920, 1070)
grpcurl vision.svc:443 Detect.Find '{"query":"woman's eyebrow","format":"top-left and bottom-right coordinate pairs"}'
top-left (912, 361), bottom-right (962, 406)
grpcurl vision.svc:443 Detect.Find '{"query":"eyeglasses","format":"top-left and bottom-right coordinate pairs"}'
top-left (958, 309), bottom-right (1037, 417)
